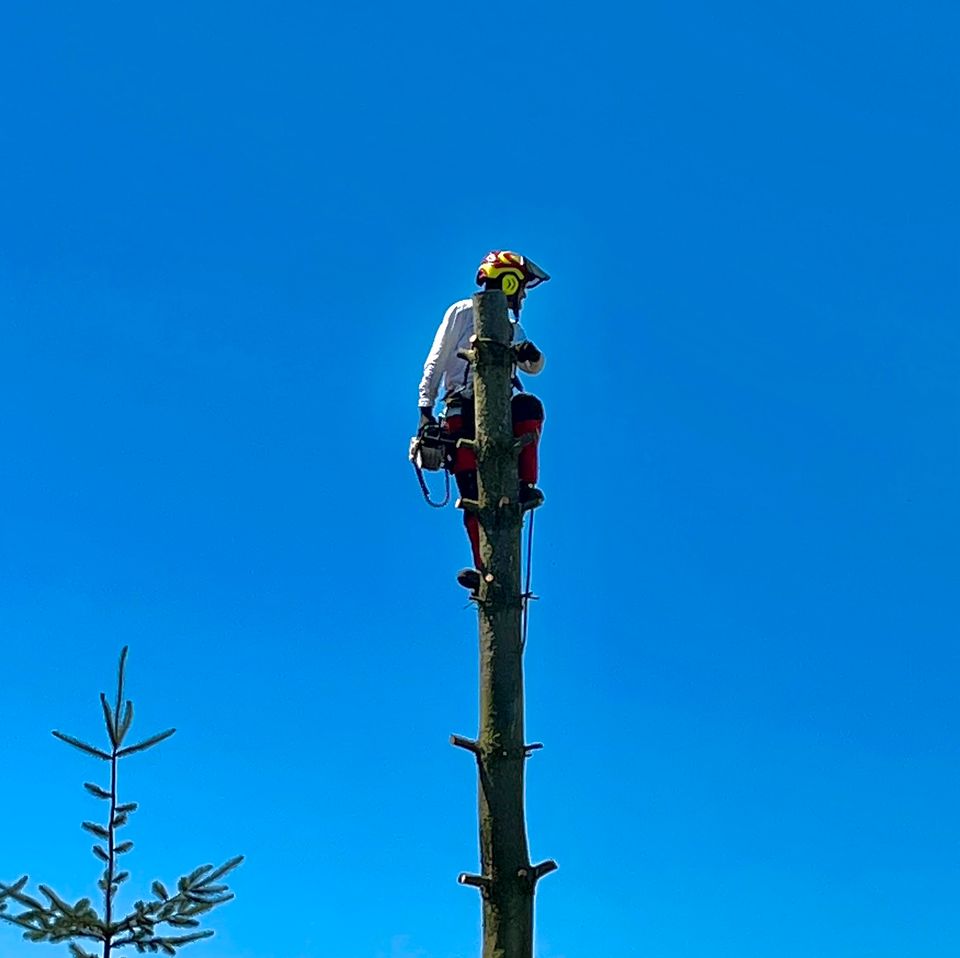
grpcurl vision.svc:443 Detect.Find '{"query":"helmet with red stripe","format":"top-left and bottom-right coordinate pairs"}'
top-left (476, 251), bottom-right (550, 298)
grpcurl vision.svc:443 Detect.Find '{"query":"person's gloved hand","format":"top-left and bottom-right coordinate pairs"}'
top-left (515, 341), bottom-right (542, 364)
top-left (418, 406), bottom-right (437, 430)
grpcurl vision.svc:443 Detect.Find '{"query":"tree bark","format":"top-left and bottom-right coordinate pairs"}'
top-left (467, 290), bottom-right (538, 958)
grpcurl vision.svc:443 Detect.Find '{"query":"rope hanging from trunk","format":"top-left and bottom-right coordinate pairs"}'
top-left (521, 509), bottom-right (537, 650)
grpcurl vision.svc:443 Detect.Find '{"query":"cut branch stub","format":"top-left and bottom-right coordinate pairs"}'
top-left (450, 735), bottom-right (481, 755)
top-left (457, 873), bottom-right (491, 892)
top-left (517, 860), bottom-right (558, 887)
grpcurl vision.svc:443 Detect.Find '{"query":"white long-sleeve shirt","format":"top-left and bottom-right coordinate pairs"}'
top-left (417, 299), bottom-right (545, 410)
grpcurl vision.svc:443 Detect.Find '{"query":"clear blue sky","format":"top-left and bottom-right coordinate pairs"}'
top-left (2, 2), bottom-right (958, 957)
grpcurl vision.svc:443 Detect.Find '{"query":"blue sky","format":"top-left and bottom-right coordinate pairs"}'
top-left (1, 2), bottom-right (958, 956)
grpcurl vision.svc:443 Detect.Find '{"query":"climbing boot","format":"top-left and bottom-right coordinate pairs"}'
top-left (518, 483), bottom-right (545, 510)
top-left (456, 568), bottom-right (481, 595)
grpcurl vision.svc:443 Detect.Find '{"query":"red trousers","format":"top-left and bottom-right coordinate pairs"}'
top-left (443, 393), bottom-right (544, 570)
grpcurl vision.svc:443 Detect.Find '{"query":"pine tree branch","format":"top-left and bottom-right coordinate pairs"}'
top-left (100, 694), bottom-right (119, 748)
top-left (118, 701), bottom-right (134, 745)
top-left (117, 729), bottom-right (176, 758)
top-left (195, 856), bottom-right (243, 887)
top-left (116, 647), bottom-right (129, 720)
top-left (51, 731), bottom-right (111, 761)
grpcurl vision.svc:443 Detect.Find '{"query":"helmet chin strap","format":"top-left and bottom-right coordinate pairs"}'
top-left (508, 285), bottom-right (526, 319)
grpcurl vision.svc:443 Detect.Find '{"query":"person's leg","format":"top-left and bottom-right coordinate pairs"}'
top-left (511, 393), bottom-right (544, 501)
top-left (453, 469), bottom-right (482, 570)
top-left (444, 400), bottom-right (482, 571)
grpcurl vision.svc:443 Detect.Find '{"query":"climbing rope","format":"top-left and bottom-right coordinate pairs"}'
top-left (521, 508), bottom-right (537, 650)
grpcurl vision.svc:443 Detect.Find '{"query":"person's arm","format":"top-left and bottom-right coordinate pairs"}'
top-left (418, 303), bottom-right (460, 417)
top-left (513, 324), bottom-right (545, 375)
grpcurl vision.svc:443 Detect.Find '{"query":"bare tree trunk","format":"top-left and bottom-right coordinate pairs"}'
top-left (453, 291), bottom-right (555, 958)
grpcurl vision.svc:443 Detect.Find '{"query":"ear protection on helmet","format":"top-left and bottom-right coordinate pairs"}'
top-left (501, 273), bottom-right (521, 296)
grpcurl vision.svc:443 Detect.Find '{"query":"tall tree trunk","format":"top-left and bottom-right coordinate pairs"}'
top-left (453, 291), bottom-right (554, 958)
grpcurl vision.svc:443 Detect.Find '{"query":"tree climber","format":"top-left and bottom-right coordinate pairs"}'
top-left (417, 250), bottom-right (550, 594)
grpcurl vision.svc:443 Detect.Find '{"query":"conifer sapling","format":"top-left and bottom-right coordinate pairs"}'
top-left (0, 648), bottom-right (242, 957)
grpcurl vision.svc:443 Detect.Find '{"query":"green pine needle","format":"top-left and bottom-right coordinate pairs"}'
top-left (117, 728), bottom-right (176, 758)
top-left (118, 701), bottom-right (134, 744)
top-left (199, 856), bottom-right (243, 885)
top-left (37, 885), bottom-right (73, 915)
top-left (51, 732), bottom-right (110, 762)
top-left (99, 694), bottom-right (118, 748)
top-left (116, 647), bottom-right (129, 716)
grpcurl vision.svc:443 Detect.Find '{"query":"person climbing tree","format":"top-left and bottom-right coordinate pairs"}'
top-left (417, 250), bottom-right (550, 593)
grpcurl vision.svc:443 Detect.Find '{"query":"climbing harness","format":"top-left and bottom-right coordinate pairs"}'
top-left (410, 420), bottom-right (540, 638)
top-left (409, 422), bottom-right (454, 508)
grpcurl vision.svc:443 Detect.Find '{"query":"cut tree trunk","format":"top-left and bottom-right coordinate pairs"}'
top-left (452, 290), bottom-right (554, 958)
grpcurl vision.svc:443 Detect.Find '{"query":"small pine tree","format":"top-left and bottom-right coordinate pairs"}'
top-left (0, 648), bottom-right (242, 958)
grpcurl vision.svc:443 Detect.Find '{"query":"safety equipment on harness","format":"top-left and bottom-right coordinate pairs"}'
top-left (476, 251), bottom-right (551, 291)
top-left (419, 406), bottom-right (437, 429)
top-left (409, 421), bottom-right (456, 507)
top-left (410, 422), bottom-right (447, 473)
